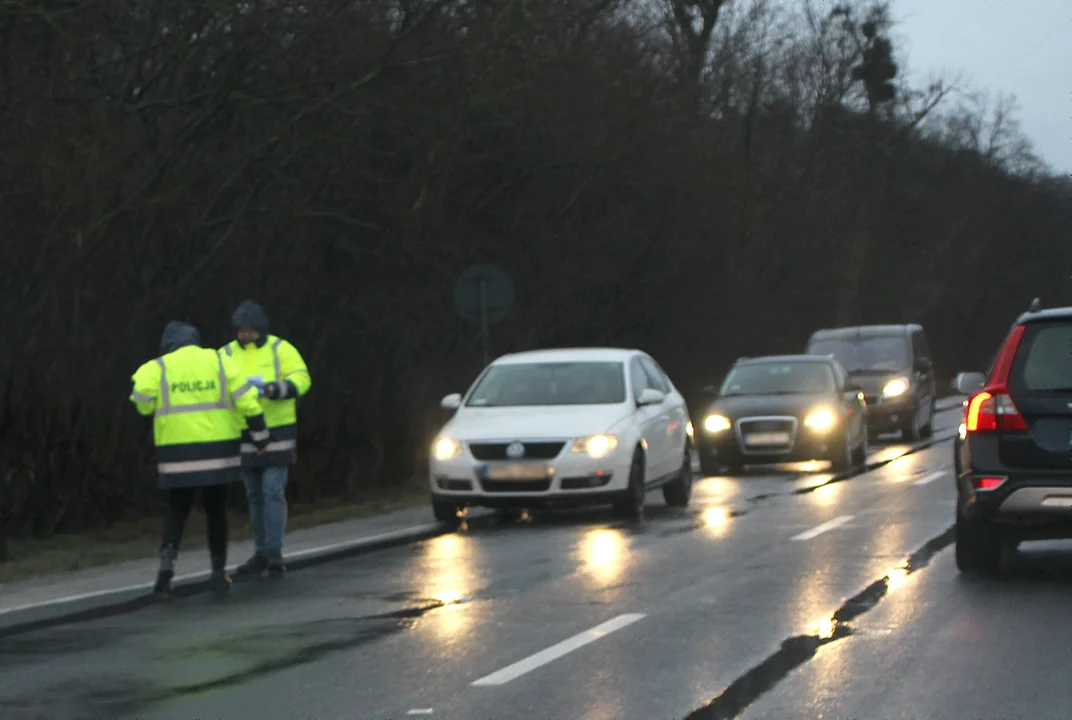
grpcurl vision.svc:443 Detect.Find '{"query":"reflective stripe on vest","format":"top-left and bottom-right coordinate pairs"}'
top-left (158, 456), bottom-right (243, 474)
top-left (223, 339), bottom-right (284, 381)
top-left (155, 354), bottom-right (241, 416)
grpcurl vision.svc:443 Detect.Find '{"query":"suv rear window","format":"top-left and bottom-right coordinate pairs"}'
top-left (1010, 322), bottom-right (1072, 392)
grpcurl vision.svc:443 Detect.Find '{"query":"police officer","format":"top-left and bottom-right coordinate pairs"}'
top-left (129, 321), bottom-right (271, 598)
top-left (221, 300), bottom-right (312, 578)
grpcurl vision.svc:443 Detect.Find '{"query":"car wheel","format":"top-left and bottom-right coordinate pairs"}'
top-left (829, 432), bottom-right (853, 473)
top-left (955, 504), bottom-right (1002, 575)
top-left (613, 449), bottom-right (645, 521)
top-left (901, 410), bottom-right (920, 442)
top-left (432, 497), bottom-right (464, 525)
top-left (662, 446), bottom-right (693, 508)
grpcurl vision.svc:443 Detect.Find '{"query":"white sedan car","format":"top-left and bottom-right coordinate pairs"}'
top-left (429, 347), bottom-right (695, 522)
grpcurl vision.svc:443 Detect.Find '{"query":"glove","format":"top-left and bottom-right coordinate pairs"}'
top-left (262, 382), bottom-right (282, 399)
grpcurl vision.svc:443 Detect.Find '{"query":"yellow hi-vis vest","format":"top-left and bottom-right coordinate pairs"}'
top-left (220, 334), bottom-right (311, 467)
top-left (130, 346), bottom-right (269, 488)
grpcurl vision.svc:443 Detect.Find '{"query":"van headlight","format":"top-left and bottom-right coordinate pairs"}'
top-left (804, 408), bottom-right (837, 433)
top-left (571, 434), bottom-right (619, 459)
top-left (883, 377), bottom-right (909, 397)
top-left (433, 437), bottom-right (462, 460)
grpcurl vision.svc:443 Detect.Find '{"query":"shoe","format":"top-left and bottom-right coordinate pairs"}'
top-left (232, 554), bottom-right (269, 579)
top-left (267, 562), bottom-right (286, 577)
top-left (153, 569), bottom-right (174, 599)
top-left (210, 569), bottom-right (233, 598)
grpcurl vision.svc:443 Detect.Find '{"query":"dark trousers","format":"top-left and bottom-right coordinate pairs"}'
top-left (161, 485), bottom-right (229, 570)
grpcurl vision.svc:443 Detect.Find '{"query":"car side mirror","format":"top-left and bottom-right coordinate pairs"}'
top-left (440, 393), bottom-right (462, 410)
top-left (637, 388), bottom-right (666, 406)
top-left (954, 372), bottom-right (986, 396)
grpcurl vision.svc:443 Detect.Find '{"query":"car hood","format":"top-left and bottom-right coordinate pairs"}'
top-left (443, 404), bottom-right (632, 441)
top-left (705, 393), bottom-right (841, 420)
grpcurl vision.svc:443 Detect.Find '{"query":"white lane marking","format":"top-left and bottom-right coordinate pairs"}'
top-left (470, 613), bottom-right (646, 687)
top-left (0, 522), bottom-right (448, 616)
top-left (406, 710), bottom-right (434, 716)
top-left (913, 470), bottom-right (947, 486)
top-left (791, 514), bottom-right (854, 541)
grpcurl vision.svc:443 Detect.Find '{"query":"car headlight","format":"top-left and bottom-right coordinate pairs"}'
top-left (804, 408), bottom-right (837, 433)
top-left (703, 414), bottom-right (731, 433)
top-left (883, 377), bottom-right (909, 397)
top-left (686, 421), bottom-right (694, 439)
top-left (433, 437), bottom-right (462, 460)
top-left (571, 434), bottom-right (619, 459)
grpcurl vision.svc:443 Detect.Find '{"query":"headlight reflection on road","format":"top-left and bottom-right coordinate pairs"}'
top-left (578, 528), bottom-right (626, 584)
top-left (419, 533), bottom-right (480, 644)
top-left (701, 507), bottom-right (730, 536)
top-left (810, 481), bottom-right (841, 505)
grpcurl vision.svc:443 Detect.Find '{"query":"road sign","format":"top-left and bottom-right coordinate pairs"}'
top-left (453, 264), bottom-right (514, 364)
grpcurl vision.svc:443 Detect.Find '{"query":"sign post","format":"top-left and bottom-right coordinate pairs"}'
top-left (453, 264), bottom-right (514, 365)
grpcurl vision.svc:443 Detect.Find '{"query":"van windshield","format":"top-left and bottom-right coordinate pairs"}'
top-left (809, 336), bottom-right (909, 373)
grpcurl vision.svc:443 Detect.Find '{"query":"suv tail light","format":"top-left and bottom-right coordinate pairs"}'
top-left (965, 391), bottom-right (1028, 432)
top-left (965, 323), bottom-right (1028, 433)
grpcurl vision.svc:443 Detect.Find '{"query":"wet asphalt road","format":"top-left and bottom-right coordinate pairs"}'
top-left (5, 404), bottom-right (1067, 719)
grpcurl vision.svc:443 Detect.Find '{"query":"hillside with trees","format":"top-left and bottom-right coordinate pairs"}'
top-left (1, 0), bottom-right (1069, 547)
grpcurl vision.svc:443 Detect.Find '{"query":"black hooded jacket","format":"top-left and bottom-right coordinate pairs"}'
top-left (160, 321), bottom-right (201, 354)
top-left (231, 300), bottom-right (270, 348)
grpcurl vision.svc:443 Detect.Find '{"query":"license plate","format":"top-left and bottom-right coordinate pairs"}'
top-left (745, 432), bottom-right (790, 446)
top-left (485, 463), bottom-right (551, 480)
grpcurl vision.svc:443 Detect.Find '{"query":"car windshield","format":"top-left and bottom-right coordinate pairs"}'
top-left (465, 361), bottom-right (626, 406)
top-left (720, 362), bottom-right (836, 396)
top-left (809, 336), bottom-right (909, 373)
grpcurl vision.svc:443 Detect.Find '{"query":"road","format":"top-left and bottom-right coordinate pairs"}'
top-left (4, 403), bottom-right (1069, 719)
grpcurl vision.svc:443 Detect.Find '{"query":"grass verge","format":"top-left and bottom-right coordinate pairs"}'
top-left (0, 487), bottom-right (429, 585)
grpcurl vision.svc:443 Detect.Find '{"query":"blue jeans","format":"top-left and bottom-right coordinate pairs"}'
top-left (242, 466), bottom-right (289, 563)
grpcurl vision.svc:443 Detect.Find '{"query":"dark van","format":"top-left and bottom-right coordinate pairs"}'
top-left (805, 324), bottom-right (936, 441)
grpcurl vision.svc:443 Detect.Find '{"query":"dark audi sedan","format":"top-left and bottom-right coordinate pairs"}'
top-left (953, 303), bottom-right (1072, 574)
top-left (696, 355), bottom-right (869, 476)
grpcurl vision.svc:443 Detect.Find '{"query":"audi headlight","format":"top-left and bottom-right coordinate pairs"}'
top-left (883, 377), bottom-right (909, 397)
top-left (704, 414), bottom-right (731, 433)
top-left (804, 408), bottom-right (837, 433)
top-left (571, 434), bottom-right (619, 459)
top-left (433, 437), bottom-right (462, 460)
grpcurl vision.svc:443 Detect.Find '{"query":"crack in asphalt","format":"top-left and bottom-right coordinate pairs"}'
top-left (683, 524), bottom-right (956, 720)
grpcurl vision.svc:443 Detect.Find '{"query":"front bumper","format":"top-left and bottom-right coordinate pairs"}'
top-left (698, 428), bottom-right (842, 465)
top-left (864, 396), bottom-right (915, 431)
top-left (429, 446), bottom-right (633, 505)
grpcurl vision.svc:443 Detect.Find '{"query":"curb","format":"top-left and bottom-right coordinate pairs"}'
top-left (0, 511), bottom-right (492, 638)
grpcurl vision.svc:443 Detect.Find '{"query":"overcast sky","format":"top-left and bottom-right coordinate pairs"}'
top-left (890, 0), bottom-right (1070, 175)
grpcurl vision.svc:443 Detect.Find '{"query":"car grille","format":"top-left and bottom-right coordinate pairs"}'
top-left (737, 418), bottom-right (796, 452)
top-left (739, 419), bottom-right (794, 434)
top-left (467, 441), bottom-right (565, 461)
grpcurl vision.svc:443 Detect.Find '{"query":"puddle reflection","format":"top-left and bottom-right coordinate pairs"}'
top-left (701, 507), bottom-right (731, 536)
top-left (810, 482), bottom-right (841, 505)
top-left (417, 533), bottom-right (480, 642)
top-left (577, 528), bottom-right (626, 584)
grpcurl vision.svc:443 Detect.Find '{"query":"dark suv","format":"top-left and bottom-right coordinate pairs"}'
top-left (805, 324), bottom-right (936, 441)
top-left (953, 303), bottom-right (1072, 573)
